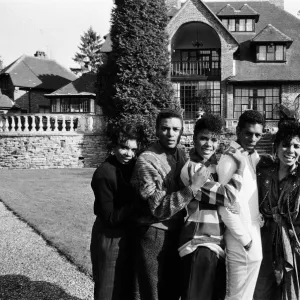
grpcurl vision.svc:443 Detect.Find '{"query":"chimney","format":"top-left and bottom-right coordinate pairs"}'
top-left (34, 50), bottom-right (47, 59)
top-left (271, 0), bottom-right (284, 10)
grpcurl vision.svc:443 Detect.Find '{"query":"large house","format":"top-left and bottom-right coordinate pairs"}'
top-left (105, 0), bottom-right (300, 130)
top-left (0, 51), bottom-right (77, 113)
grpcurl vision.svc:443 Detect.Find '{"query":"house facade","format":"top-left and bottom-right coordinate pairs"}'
top-left (166, 0), bottom-right (300, 129)
top-left (106, 0), bottom-right (300, 130)
top-left (0, 51), bottom-right (77, 113)
top-left (45, 72), bottom-right (100, 115)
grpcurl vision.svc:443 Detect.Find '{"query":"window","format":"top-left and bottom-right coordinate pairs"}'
top-left (0, 78), bottom-right (10, 90)
top-left (234, 86), bottom-right (280, 119)
top-left (39, 106), bottom-right (50, 113)
top-left (257, 44), bottom-right (286, 61)
top-left (173, 50), bottom-right (221, 77)
top-left (173, 81), bottom-right (221, 119)
top-left (50, 98), bottom-right (92, 113)
top-left (222, 18), bottom-right (254, 32)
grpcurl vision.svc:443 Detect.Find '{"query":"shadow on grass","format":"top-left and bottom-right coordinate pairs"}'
top-left (0, 275), bottom-right (83, 300)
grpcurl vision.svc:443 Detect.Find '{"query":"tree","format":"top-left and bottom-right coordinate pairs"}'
top-left (100, 0), bottom-right (180, 147)
top-left (73, 27), bottom-right (103, 72)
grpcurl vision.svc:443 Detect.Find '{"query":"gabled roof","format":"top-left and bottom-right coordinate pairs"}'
top-left (168, 0), bottom-right (239, 46)
top-left (45, 72), bottom-right (97, 97)
top-left (217, 4), bottom-right (235, 15)
top-left (217, 3), bottom-right (259, 17)
top-left (252, 24), bottom-right (293, 43)
top-left (0, 55), bottom-right (77, 90)
top-left (0, 94), bottom-right (14, 109)
top-left (206, 1), bottom-right (300, 82)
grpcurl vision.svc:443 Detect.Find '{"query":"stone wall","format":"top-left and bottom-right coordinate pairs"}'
top-left (0, 133), bottom-right (108, 169)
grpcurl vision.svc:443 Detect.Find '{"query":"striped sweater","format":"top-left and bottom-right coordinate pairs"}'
top-left (131, 142), bottom-right (191, 231)
top-left (178, 153), bottom-right (243, 257)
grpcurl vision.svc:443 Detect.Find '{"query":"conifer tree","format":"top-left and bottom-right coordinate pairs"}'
top-left (73, 27), bottom-right (103, 72)
top-left (101, 0), bottom-right (180, 147)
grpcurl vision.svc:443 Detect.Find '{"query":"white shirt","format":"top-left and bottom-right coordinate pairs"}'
top-left (217, 141), bottom-right (260, 246)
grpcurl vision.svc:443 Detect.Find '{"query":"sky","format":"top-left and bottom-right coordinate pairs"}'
top-left (0, 0), bottom-right (299, 70)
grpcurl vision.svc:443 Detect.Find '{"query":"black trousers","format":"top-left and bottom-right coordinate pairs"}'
top-left (181, 247), bottom-right (226, 300)
top-left (133, 226), bottom-right (181, 300)
top-left (90, 218), bottom-right (134, 300)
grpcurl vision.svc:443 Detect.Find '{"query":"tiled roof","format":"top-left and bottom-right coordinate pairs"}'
top-left (217, 3), bottom-right (259, 16)
top-left (45, 72), bottom-right (97, 97)
top-left (0, 55), bottom-right (77, 90)
top-left (0, 94), bottom-right (14, 108)
top-left (167, 6), bottom-right (180, 17)
top-left (252, 24), bottom-right (293, 43)
top-left (206, 1), bottom-right (300, 82)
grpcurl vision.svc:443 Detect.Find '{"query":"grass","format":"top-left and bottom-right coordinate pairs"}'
top-left (0, 168), bottom-right (96, 276)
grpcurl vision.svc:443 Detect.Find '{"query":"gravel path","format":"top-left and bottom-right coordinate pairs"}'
top-left (0, 201), bottom-right (94, 300)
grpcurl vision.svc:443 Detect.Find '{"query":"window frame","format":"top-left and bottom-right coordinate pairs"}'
top-left (256, 44), bottom-right (286, 62)
top-left (233, 86), bottom-right (281, 120)
top-left (221, 17), bottom-right (255, 32)
top-left (50, 98), bottom-right (92, 113)
top-left (172, 81), bottom-right (221, 119)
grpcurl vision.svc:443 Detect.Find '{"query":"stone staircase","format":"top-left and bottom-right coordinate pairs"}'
top-left (255, 133), bottom-right (274, 155)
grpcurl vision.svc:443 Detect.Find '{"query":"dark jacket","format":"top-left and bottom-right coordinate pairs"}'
top-left (257, 155), bottom-right (300, 300)
top-left (91, 155), bottom-right (136, 230)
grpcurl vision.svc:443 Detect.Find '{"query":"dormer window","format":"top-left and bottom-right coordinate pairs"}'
top-left (256, 44), bottom-right (286, 62)
top-left (217, 4), bottom-right (259, 33)
top-left (252, 24), bottom-right (293, 63)
top-left (221, 18), bottom-right (255, 32)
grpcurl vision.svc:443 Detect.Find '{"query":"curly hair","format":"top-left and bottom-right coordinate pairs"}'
top-left (274, 120), bottom-right (300, 150)
top-left (193, 113), bottom-right (223, 139)
top-left (237, 110), bottom-right (265, 129)
top-left (109, 124), bottom-right (140, 150)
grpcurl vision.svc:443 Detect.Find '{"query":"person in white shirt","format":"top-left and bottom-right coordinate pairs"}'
top-left (217, 110), bottom-right (264, 300)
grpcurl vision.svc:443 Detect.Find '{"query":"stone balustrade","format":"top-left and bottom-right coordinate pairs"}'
top-left (0, 113), bottom-right (104, 135)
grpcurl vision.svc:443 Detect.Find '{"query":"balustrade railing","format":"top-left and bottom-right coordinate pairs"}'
top-left (0, 113), bottom-right (102, 134)
top-left (171, 61), bottom-right (220, 77)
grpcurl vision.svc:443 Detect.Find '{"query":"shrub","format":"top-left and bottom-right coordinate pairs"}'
top-left (100, 0), bottom-right (180, 148)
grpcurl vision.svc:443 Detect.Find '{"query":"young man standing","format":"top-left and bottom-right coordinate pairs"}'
top-left (217, 110), bottom-right (264, 300)
top-left (131, 109), bottom-right (211, 300)
top-left (179, 114), bottom-right (246, 300)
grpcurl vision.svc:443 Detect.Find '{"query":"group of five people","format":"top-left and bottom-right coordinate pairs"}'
top-left (90, 108), bottom-right (300, 300)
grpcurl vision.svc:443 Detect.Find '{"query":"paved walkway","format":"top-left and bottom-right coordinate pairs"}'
top-left (0, 201), bottom-right (94, 300)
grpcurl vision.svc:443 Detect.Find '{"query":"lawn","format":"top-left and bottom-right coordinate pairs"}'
top-left (0, 168), bottom-right (96, 276)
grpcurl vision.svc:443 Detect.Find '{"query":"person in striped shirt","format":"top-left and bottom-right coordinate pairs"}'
top-left (179, 114), bottom-right (245, 300)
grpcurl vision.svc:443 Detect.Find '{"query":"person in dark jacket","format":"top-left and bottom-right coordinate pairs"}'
top-left (90, 125), bottom-right (139, 300)
top-left (254, 120), bottom-right (300, 300)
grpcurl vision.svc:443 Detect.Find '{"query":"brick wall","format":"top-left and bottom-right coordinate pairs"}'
top-left (15, 90), bottom-right (51, 113)
top-left (0, 133), bottom-right (108, 169)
